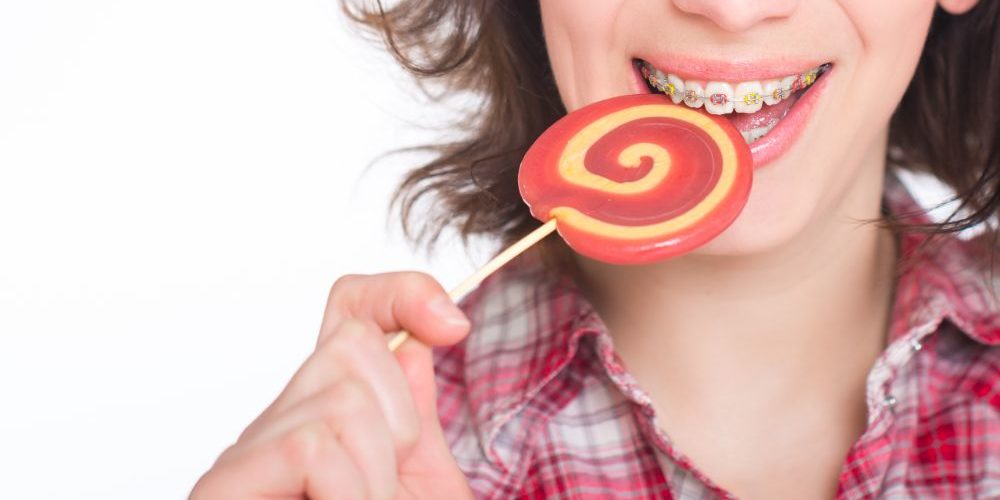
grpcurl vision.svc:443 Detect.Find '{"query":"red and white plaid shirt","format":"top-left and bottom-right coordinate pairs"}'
top-left (433, 171), bottom-right (1000, 499)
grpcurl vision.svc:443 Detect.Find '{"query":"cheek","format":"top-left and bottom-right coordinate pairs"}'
top-left (696, 1), bottom-right (937, 256)
top-left (837, 0), bottom-right (936, 137)
top-left (539, 0), bottom-right (630, 111)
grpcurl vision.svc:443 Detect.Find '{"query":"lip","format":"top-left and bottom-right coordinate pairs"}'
top-left (745, 65), bottom-right (831, 169)
top-left (629, 58), bottom-right (833, 170)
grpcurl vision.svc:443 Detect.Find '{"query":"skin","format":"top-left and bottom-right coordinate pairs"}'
top-left (192, 0), bottom-right (980, 498)
top-left (538, 0), bottom-right (978, 498)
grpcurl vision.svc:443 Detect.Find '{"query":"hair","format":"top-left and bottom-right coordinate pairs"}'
top-left (888, 2), bottom-right (1000, 253)
top-left (343, 0), bottom-right (1000, 269)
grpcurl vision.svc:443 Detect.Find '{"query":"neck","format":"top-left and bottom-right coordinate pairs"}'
top-left (574, 150), bottom-right (898, 422)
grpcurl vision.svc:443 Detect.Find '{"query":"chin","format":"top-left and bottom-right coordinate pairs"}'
top-left (686, 188), bottom-right (815, 257)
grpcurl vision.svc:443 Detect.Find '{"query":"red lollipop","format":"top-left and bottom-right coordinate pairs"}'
top-left (519, 93), bottom-right (753, 264)
top-left (388, 93), bottom-right (752, 351)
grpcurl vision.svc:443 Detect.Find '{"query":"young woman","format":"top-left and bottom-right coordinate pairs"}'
top-left (192, 0), bottom-right (1000, 498)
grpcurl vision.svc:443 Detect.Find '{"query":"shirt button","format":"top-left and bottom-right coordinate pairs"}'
top-left (909, 337), bottom-right (923, 351)
top-left (883, 394), bottom-right (898, 409)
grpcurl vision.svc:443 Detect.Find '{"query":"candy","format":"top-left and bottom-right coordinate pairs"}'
top-left (518, 93), bottom-right (753, 265)
top-left (388, 94), bottom-right (752, 351)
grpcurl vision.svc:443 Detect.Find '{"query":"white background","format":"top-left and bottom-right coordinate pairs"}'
top-left (0, 1), bottom-right (487, 498)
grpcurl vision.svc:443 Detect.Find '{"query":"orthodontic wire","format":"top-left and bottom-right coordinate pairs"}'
top-left (639, 62), bottom-right (832, 105)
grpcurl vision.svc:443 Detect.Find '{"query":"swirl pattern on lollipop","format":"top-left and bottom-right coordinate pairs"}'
top-left (518, 93), bottom-right (753, 264)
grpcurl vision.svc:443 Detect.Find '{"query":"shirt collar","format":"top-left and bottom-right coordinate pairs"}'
top-left (883, 169), bottom-right (1000, 346)
top-left (457, 168), bottom-right (1000, 468)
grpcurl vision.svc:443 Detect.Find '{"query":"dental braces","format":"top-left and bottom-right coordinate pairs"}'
top-left (640, 62), bottom-right (832, 107)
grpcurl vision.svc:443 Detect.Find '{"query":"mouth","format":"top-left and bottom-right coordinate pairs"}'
top-left (632, 56), bottom-right (833, 169)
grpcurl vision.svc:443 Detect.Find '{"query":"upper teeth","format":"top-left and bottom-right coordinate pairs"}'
top-left (640, 61), bottom-right (824, 115)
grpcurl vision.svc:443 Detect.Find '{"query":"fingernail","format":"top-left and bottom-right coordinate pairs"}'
top-left (427, 296), bottom-right (470, 328)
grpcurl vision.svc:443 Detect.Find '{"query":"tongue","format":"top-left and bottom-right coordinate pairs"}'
top-left (723, 91), bottom-right (801, 133)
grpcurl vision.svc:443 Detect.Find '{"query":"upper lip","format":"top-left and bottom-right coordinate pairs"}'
top-left (638, 53), bottom-right (831, 81)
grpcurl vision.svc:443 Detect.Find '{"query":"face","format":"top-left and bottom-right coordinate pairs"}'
top-left (537, 0), bottom-right (969, 257)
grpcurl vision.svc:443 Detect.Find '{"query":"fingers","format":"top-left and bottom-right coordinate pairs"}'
top-left (193, 423), bottom-right (369, 500)
top-left (200, 330), bottom-right (406, 500)
top-left (304, 381), bottom-right (397, 500)
top-left (232, 380), bottom-right (398, 500)
top-left (319, 272), bottom-right (470, 347)
top-left (247, 319), bottom-right (420, 457)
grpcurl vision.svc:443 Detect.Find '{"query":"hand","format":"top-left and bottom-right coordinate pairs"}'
top-left (191, 272), bottom-right (473, 500)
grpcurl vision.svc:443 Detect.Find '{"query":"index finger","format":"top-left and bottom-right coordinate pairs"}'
top-left (318, 272), bottom-right (470, 347)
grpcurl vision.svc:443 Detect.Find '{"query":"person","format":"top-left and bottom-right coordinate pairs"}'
top-left (191, 0), bottom-right (1000, 498)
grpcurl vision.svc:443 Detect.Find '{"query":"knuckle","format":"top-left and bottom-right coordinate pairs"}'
top-left (325, 318), bottom-right (381, 355)
top-left (328, 273), bottom-right (364, 301)
top-left (278, 423), bottom-right (327, 468)
top-left (212, 442), bottom-right (243, 465)
top-left (393, 416), bottom-right (421, 451)
top-left (392, 271), bottom-right (440, 297)
top-left (189, 472), bottom-right (217, 499)
top-left (324, 379), bottom-right (372, 418)
top-left (189, 442), bottom-right (249, 496)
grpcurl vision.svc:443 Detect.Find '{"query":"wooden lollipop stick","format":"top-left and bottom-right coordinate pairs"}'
top-left (386, 219), bottom-right (558, 352)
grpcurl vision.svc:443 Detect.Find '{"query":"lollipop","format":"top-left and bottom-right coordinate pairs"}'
top-left (388, 93), bottom-right (752, 350)
top-left (519, 93), bottom-right (752, 264)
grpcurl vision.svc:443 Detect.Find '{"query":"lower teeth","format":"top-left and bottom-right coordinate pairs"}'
top-left (737, 92), bottom-right (799, 145)
top-left (742, 116), bottom-right (782, 144)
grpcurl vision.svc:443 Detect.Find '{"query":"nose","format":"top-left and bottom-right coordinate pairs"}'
top-left (670, 0), bottom-right (798, 32)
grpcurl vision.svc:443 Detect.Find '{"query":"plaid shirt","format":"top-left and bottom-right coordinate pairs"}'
top-left (434, 171), bottom-right (1000, 499)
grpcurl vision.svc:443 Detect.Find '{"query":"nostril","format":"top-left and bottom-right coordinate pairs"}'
top-left (670, 0), bottom-right (799, 33)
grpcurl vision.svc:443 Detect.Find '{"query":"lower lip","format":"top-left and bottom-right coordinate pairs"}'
top-left (630, 64), bottom-right (832, 170)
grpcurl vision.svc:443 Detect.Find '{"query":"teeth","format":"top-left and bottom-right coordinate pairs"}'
top-left (773, 75), bottom-right (798, 103)
top-left (653, 68), bottom-right (667, 89)
top-left (703, 82), bottom-right (734, 115)
top-left (682, 81), bottom-right (704, 109)
top-left (740, 118), bottom-right (781, 145)
top-left (762, 78), bottom-right (784, 105)
top-left (734, 81), bottom-right (763, 113)
top-left (738, 95), bottom-right (796, 144)
top-left (640, 61), bottom-right (827, 115)
top-left (666, 74), bottom-right (685, 104)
